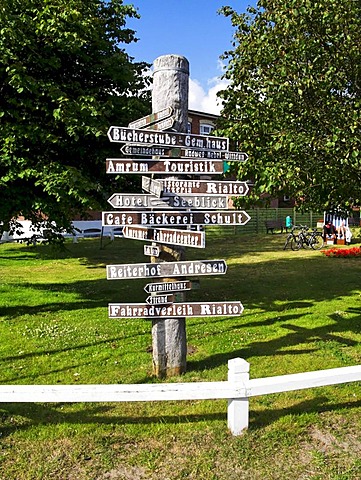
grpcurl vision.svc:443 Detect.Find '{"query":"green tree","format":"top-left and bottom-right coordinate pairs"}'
top-left (0, 0), bottom-right (150, 236)
top-left (219, 0), bottom-right (360, 213)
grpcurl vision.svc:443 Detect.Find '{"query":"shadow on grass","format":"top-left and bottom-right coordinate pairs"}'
top-left (1, 396), bottom-right (360, 439)
top-left (188, 307), bottom-right (361, 372)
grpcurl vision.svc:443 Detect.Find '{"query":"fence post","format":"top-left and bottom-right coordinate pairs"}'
top-left (227, 357), bottom-right (250, 435)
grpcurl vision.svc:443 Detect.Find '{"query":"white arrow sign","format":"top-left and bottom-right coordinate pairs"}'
top-left (145, 294), bottom-right (174, 305)
top-left (144, 245), bottom-right (160, 257)
top-left (144, 280), bottom-right (195, 294)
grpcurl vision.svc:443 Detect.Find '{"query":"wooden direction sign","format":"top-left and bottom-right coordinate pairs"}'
top-left (121, 144), bottom-right (248, 162)
top-left (107, 193), bottom-right (229, 210)
top-left (128, 107), bottom-right (173, 129)
top-left (107, 193), bottom-right (169, 209)
top-left (144, 117), bottom-right (174, 131)
top-left (161, 179), bottom-right (250, 196)
top-left (144, 280), bottom-right (195, 294)
top-left (167, 195), bottom-right (229, 209)
top-left (167, 148), bottom-right (248, 162)
top-left (145, 294), bottom-right (174, 305)
top-left (122, 225), bottom-right (206, 249)
top-left (102, 210), bottom-right (251, 227)
top-left (107, 126), bottom-right (229, 152)
top-left (142, 177), bottom-right (164, 197)
top-left (106, 158), bottom-right (226, 175)
top-left (106, 259), bottom-right (227, 280)
top-left (144, 245), bottom-right (160, 257)
top-left (108, 301), bottom-right (244, 319)
top-left (121, 145), bottom-right (169, 157)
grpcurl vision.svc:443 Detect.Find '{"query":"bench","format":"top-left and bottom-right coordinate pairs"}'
top-left (349, 217), bottom-right (360, 227)
top-left (82, 228), bottom-right (102, 238)
top-left (265, 219), bottom-right (285, 234)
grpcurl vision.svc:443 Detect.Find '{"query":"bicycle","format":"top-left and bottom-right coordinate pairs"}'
top-left (283, 225), bottom-right (302, 250)
top-left (296, 225), bottom-right (324, 250)
top-left (283, 225), bottom-right (324, 250)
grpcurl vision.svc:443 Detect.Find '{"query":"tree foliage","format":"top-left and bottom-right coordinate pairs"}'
top-left (0, 0), bottom-right (151, 235)
top-left (219, 0), bottom-right (361, 213)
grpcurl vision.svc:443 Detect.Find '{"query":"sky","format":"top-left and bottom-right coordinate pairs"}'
top-left (125, 0), bottom-right (256, 114)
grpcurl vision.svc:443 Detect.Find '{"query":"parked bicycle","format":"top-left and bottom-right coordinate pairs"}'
top-left (283, 225), bottom-right (302, 250)
top-left (298, 225), bottom-right (324, 250)
top-left (283, 225), bottom-right (324, 250)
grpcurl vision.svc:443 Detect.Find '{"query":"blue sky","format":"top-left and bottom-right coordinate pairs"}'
top-left (126, 1), bottom-right (256, 113)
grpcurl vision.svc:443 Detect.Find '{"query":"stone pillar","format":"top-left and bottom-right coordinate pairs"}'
top-left (152, 54), bottom-right (189, 134)
top-left (151, 54), bottom-right (189, 378)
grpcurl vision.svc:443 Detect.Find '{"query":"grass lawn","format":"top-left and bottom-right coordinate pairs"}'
top-left (0, 232), bottom-right (360, 480)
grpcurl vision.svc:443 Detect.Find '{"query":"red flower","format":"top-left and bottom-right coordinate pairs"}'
top-left (321, 246), bottom-right (361, 258)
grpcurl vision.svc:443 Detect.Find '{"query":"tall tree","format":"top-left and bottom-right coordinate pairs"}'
top-left (0, 0), bottom-right (150, 235)
top-left (218, 0), bottom-right (361, 213)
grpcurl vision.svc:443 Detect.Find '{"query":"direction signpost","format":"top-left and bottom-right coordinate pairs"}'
top-left (104, 54), bottom-right (251, 378)
top-left (107, 193), bottom-right (229, 210)
top-left (102, 210), bottom-right (251, 227)
top-left (107, 126), bottom-right (229, 151)
top-left (122, 225), bottom-right (206, 249)
top-left (144, 280), bottom-right (195, 294)
top-left (161, 179), bottom-right (250, 196)
top-left (144, 117), bottom-right (174, 131)
top-left (141, 177), bottom-right (164, 198)
top-left (145, 294), bottom-right (174, 306)
top-left (128, 107), bottom-right (173, 129)
top-left (143, 245), bottom-right (160, 257)
top-left (121, 144), bottom-right (248, 162)
top-left (106, 259), bottom-right (227, 280)
top-left (109, 301), bottom-right (244, 319)
top-left (106, 158), bottom-right (227, 175)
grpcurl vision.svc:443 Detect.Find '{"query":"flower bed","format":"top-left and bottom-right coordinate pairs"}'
top-left (321, 246), bottom-right (361, 258)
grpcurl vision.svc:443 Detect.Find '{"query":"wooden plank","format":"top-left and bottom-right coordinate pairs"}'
top-left (247, 365), bottom-right (361, 397)
top-left (0, 382), bottom-right (245, 403)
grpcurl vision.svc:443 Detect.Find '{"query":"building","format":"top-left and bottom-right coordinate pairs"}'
top-left (187, 110), bottom-right (219, 136)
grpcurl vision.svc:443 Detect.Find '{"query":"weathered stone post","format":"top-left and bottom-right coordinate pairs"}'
top-left (151, 54), bottom-right (189, 378)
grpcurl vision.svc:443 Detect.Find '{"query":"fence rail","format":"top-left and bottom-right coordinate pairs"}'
top-left (1, 358), bottom-right (360, 436)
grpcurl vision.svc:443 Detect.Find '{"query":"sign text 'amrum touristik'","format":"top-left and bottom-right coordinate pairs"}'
top-left (106, 158), bottom-right (226, 175)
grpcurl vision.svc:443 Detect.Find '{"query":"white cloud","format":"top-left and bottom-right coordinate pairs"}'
top-left (188, 76), bottom-right (229, 115)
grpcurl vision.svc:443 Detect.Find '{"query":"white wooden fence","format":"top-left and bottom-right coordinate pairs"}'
top-left (1, 358), bottom-right (360, 435)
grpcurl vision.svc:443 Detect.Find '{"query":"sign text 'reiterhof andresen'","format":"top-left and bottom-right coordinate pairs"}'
top-left (106, 260), bottom-right (227, 280)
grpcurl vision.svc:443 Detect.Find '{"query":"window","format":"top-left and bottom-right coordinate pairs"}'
top-left (200, 123), bottom-right (214, 135)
